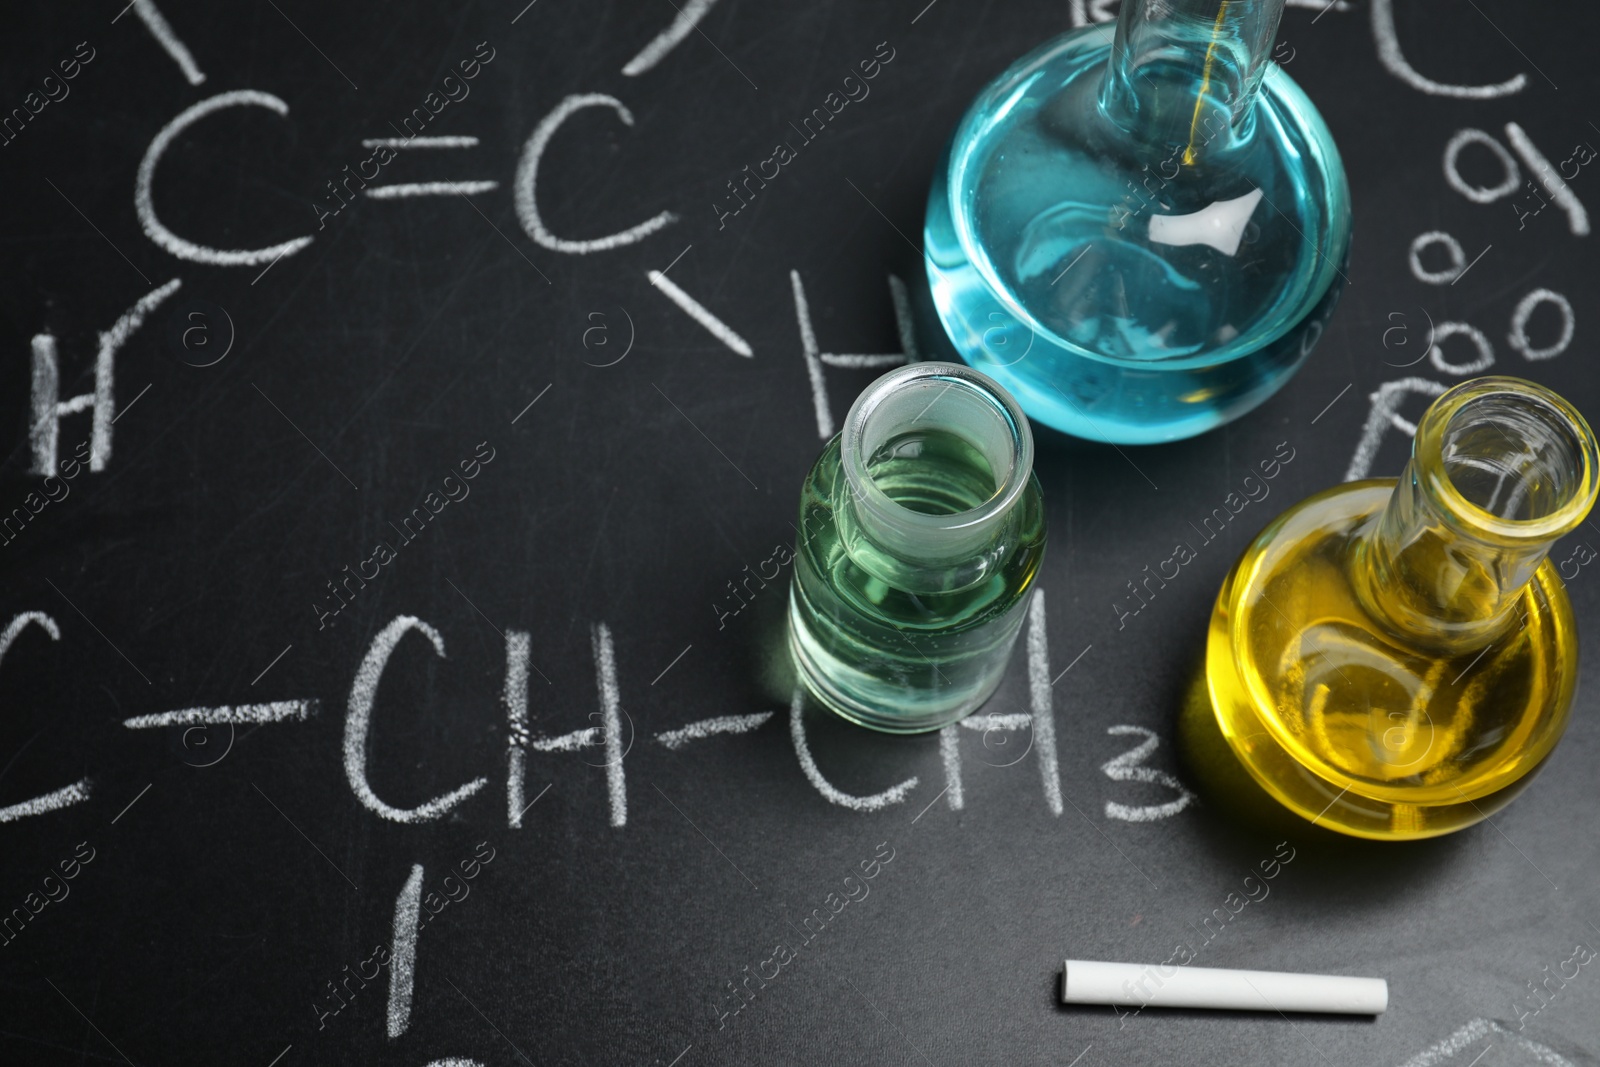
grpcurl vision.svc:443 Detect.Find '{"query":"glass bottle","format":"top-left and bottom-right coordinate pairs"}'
top-left (1204, 377), bottom-right (1598, 839)
top-left (925, 0), bottom-right (1351, 444)
top-left (788, 363), bottom-right (1047, 733)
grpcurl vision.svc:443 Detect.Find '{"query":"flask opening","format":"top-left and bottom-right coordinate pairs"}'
top-left (1419, 377), bottom-right (1598, 545)
top-left (1360, 376), bottom-right (1598, 653)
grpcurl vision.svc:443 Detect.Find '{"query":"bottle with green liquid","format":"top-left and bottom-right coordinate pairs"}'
top-left (1201, 377), bottom-right (1598, 839)
top-left (788, 363), bottom-right (1047, 733)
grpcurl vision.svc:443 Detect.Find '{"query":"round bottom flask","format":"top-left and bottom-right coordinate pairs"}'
top-left (1205, 377), bottom-right (1598, 839)
top-left (925, 0), bottom-right (1351, 443)
top-left (788, 363), bottom-right (1047, 733)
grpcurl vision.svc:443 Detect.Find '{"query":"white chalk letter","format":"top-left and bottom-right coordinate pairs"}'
top-left (137, 91), bottom-right (315, 266)
top-left (520, 623), bottom-right (630, 826)
top-left (943, 590), bottom-right (1062, 814)
top-left (345, 616), bottom-right (488, 823)
top-left (1442, 128), bottom-right (1521, 203)
top-left (789, 687), bottom-right (918, 811)
top-left (0, 612), bottom-right (92, 823)
top-left (1506, 287), bottom-right (1575, 362)
top-left (790, 270), bottom-right (914, 440)
top-left (1427, 322), bottom-right (1495, 376)
top-left (514, 94), bottom-right (678, 254)
top-left (1101, 725), bottom-right (1196, 821)
top-left (30, 278), bottom-right (182, 474)
top-left (1344, 377), bottom-right (1448, 481)
top-left (1407, 231), bottom-right (1466, 285)
top-left (1371, 0), bottom-right (1525, 99)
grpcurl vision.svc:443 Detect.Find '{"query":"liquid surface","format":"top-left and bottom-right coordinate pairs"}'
top-left (1206, 482), bottom-right (1577, 839)
top-left (865, 429), bottom-right (999, 515)
top-left (925, 27), bottom-right (1350, 443)
top-left (789, 430), bottom-right (1045, 733)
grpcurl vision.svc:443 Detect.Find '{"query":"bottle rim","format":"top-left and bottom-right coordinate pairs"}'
top-left (840, 362), bottom-right (1035, 552)
top-left (1413, 375), bottom-right (1599, 547)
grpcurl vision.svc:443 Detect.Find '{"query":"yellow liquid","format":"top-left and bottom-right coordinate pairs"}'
top-left (1205, 479), bottom-right (1578, 839)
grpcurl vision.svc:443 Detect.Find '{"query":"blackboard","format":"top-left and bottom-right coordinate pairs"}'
top-left (2, 1), bottom-right (1598, 1064)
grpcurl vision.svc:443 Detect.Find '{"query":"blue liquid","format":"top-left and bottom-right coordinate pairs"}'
top-left (925, 25), bottom-right (1351, 444)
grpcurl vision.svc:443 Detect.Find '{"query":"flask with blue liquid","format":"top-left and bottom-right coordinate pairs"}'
top-left (925, 0), bottom-right (1351, 444)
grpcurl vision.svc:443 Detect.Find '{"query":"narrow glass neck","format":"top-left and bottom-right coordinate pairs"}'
top-left (1359, 378), bottom-right (1598, 653)
top-left (1100, 0), bottom-right (1284, 161)
top-left (839, 363), bottom-right (1032, 568)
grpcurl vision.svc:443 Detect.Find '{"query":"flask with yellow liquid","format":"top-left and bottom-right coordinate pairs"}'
top-left (1203, 377), bottom-right (1597, 839)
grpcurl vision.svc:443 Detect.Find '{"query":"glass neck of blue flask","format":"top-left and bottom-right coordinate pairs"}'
top-left (1098, 0), bottom-right (1285, 161)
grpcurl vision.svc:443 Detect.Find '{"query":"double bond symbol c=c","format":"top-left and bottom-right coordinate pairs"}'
top-left (360, 136), bottom-right (499, 199)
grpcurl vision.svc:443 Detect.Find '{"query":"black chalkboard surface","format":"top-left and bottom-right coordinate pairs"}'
top-left (2, 2), bottom-right (1598, 1064)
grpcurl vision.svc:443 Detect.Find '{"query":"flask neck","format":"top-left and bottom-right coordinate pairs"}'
top-left (1358, 377), bottom-right (1598, 654)
top-left (838, 363), bottom-right (1033, 575)
top-left (1099, 0), bottom-right (1284, 162)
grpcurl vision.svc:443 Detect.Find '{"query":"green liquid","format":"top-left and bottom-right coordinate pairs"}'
top-left (788, 428), bottom-right (1047, 733)
top-left (866, 431), bottom-right (1000, 514)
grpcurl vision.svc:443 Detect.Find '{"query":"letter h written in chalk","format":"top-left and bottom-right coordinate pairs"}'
top-left (29, 279), bottom-right (182, 475)
top-left (507, 622), bottom-right (628, 828)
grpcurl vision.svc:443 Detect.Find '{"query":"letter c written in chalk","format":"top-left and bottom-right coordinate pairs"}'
top-left (136, 89), bottom-right (316, 267)
top-left (345, 615), bottom-right (488, 823)
top-left (514, 93), bottom-right (678, 254)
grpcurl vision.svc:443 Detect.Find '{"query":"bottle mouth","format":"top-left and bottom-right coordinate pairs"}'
top-left (841, 362), bottom-right (1034, 558)
top-left (1415, 376), bottom-right (1599, 545)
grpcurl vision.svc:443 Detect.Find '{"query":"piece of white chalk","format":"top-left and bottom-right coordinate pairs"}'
top-left (1061, 959), bottom-right (1388, 1015)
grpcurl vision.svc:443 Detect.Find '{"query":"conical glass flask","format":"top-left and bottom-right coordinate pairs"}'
top-left (1204, 377), bottom-right (1597, 840)
top-left (925, 0), bottom-right (1351, 444)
